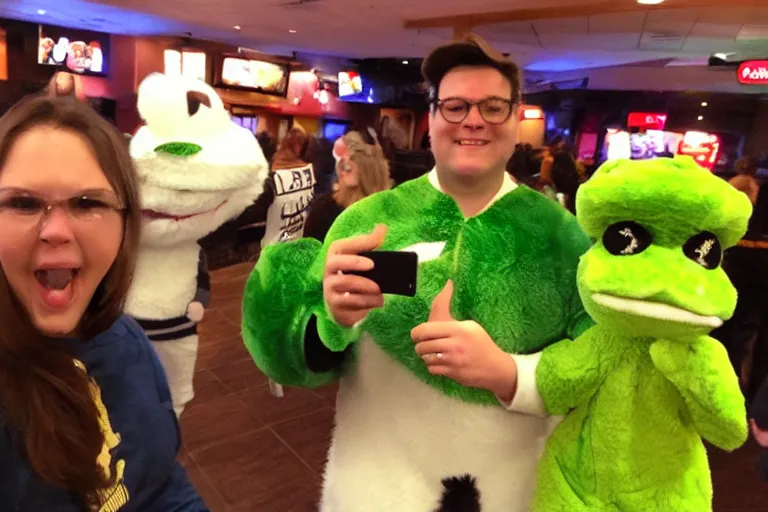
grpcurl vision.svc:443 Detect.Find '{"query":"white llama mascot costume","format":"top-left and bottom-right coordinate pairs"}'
top-left (127, 72), bottom-right (268, 416)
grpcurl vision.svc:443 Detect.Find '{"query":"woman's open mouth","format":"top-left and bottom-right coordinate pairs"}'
top-left (34, 268), bottom-right (80, 309)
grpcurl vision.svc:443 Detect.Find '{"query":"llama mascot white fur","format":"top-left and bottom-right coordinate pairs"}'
top-left (127, 72), bottom-right (268, 416)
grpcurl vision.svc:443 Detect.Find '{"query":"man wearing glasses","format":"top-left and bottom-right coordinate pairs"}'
top-left (242, 34), bottom-right (593, 511)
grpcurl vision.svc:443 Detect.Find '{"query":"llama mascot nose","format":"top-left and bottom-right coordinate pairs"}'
top-left (126, 72), bottom-right (268, 417)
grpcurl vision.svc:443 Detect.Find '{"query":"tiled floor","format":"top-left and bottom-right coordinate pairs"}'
top-left (179, 262), bottom-right (768, 511)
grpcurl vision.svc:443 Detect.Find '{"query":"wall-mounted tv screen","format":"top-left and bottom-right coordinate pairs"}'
top-left (323, 119), bottom-right (350, 141)
top-left (38, 24), bottom-right (110, 76)
top-left (338, 71), bottom-right (363, 97)
top-left (219, 57), bottom-right (289, 96)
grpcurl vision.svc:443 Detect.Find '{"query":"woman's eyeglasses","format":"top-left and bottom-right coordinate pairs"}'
top-left (433, 97), bottom-right (516, 125)
top-left (0, 188), bottom-right (125, 230)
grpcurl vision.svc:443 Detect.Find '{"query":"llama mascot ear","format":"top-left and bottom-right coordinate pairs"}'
top-left (126, 72), bottom-right (268, 416)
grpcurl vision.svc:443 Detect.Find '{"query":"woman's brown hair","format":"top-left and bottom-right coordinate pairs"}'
top-left (334, 129), bottom-right (392, 208)
top-left (271, 127), bottom-right (309, 171)
top-left (0, 94), bottom-right (141, 507)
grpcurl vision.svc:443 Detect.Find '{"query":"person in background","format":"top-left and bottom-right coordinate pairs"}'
top-left (506, 143), bottom-right (537, 187)
top-left (255, 131), bottom-right (277, 167)
top-left (0, 95), bottom-right (207, 510)
top-left (303, 129), bottom-right (392, 243)
top-left (730, 156), bottom-right (761, 205)
top-left (750, 374), bottom-right (768, 482)
top-left (237, 128), bottom-right (312, 234)
top-left (550, 151), bottom-right (582, 215)
top-left (715, 158), bottom-right (768, 401)
top-left (270, 127), bottom-right (309, 171)
top-left (303, 136), bottom-right (337, 199)
top-left (260, 128), bottom-right (315, 246)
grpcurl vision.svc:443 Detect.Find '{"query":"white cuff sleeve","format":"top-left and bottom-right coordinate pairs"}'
top-left (497, 352), bottom-right (549, 418)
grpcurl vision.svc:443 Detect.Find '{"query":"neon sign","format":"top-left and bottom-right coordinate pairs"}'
top-left (737, 61), bottom-right (768, 85)
top-left (627, 112), bottom-right (667, 130)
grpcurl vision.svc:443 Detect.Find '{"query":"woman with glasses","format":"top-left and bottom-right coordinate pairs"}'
top-left (0, 95), bottom-right (207, 511)
top-left (242, 34), bottom-right (591, 511)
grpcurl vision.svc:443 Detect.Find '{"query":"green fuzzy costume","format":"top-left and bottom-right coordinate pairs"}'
top-left (242, 171), bottom-right (594, 510)
top-left (532, 156), bottom-right (752, 512)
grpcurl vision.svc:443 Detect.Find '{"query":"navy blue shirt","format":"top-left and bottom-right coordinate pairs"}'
top-left (0, 315), bottom-right (208, 511)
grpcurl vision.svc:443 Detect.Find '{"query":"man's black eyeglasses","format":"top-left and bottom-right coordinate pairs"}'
top-left (432, 97), bottom-right (517, 125)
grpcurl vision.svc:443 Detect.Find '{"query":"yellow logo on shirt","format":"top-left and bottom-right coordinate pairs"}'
top-left (74, 360), bottom-right (130, 512)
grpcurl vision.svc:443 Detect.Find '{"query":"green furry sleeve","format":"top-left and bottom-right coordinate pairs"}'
top-left (242, 194), bottom-right (386, 388)
top-left (536, 325), bottom-right (609, 415)
top-left (307, 195), bottom-right (387, 351)
top-left (242, 238), bottom-right (338, 388)
top-left (649, 336), bottom-right (748, 451)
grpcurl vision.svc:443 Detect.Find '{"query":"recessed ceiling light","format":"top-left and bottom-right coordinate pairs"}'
top-left (637, 0), bottom-right (664, 4)
top-left (701, 101), bottom-right (708, 107)
top-left (37, 9), bottom-right (46, 15)
top-left (698, 115), bottom-right (704, 120)
top-left (402, 60), bottom-right (409, 64)
top-left (233, 25), bottom-right (241, 31)
top-left (289, 29), bottom-right (297, 34)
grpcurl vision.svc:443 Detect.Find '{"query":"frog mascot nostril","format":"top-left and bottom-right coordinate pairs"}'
top-left (126, 72), bottom-right (268, 417)
top-left (529, 156), bottom-right (753, 512)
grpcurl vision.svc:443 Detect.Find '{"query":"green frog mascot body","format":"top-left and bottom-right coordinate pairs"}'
top-left (531, 156), bottom-right (751, 511)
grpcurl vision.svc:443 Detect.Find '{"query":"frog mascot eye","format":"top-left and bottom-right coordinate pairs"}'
top-left (530, 156), bottom-right (753, 512)
top-left (683, 231), bottom-right (722, 269)
top-left (602, 221), bottom-right (653, 256)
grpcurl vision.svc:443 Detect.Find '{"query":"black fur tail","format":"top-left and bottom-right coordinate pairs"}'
top-left (435, 474), bottom-right (481, 512)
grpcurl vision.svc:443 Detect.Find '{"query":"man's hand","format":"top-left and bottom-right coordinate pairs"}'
top-left (411, 280), bottom-right (517, 401)
top-left (323, 224), bottom-right (387, 327)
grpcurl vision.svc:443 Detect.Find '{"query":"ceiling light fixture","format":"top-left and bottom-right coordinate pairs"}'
top-left (289, 29), bottom-right (297, 33)
top-left (701, 101), bottom-right (708, 107)
top-left (233, 25), bottom-right (241, 30)
top-left (698, 115), bottom-right (704, 121)
top-left (402, 60), bottom-right (409, 64)
top-left (37, 9), bottom-right (46, 15)
top-left (637, 0), bottom-right (665, 4)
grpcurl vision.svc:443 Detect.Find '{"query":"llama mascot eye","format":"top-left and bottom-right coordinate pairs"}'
top-left (125, 72), bottom-right (268, 417)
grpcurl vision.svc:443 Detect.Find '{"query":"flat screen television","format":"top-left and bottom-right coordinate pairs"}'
top-left (323, 120), bottom-right (349, 141)
top-left (38, 24), bottom-right (109, 77)
top-left (338, 71), bottom-right (363, 97)
top-left (218, 56), bottom-right (289, 97)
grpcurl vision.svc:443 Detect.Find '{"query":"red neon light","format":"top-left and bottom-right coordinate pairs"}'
top-left (627, 112), bottom-right (667, 130)
top-left (679, 131), bottom-right (720, 170)
top-left (737, 61), bottom-right (768, 85)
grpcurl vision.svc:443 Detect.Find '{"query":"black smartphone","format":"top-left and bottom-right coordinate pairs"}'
top-left (348, 251), bottom-right (418, 297)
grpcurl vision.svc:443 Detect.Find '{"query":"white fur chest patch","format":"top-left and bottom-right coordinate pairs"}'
top-left (401, 241), bottom-right (447, 264)
top-left (321, 335), bottom-right (557, 512)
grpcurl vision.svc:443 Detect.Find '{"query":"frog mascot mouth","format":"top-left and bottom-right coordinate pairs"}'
top-left (529, 156), bottom-right (753, 512)
top-left (126, 72), bottom-right (268, 416)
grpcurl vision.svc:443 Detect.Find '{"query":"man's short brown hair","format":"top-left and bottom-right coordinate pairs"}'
top-left (421, 33), bottom-right (522, 104)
